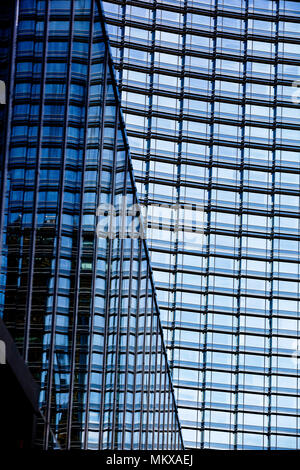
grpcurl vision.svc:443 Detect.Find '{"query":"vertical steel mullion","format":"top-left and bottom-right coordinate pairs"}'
top-left (98, 72), bottom-right (120, 449)
top-left (165, 374), bottom-right (170, 449)
top-left (130, 239), bottom-right (142, 450)
top-left (233, 0), bottom-right (248, 450)
top-left (156, 329), bottom-right (162, 449)
top-left (118, 0), bottom-right (126, 86)
top-left (170, 391), bottom-right (174, 449)
top-left (159, 346), bottom-right (165, 450)
top-left (163, 355), bottom-right (167, 449)
top-left (110, 240), bottom-right (124, 450)
top-left (0, 0), bottom-right (19, 278)
top-left (44, 0), bottom-right (74, 449)
top-left (267, 0), bottom-right (279, 451)
top-left (145, 272), bottom-right (154, 450)
top-left (138, 255), bottom-right (150, 449)
top-left (111, 132), bottom-right (128, 450)
top-left (66, 0), bottom-right (93, 450)
top-left (170, 0), bottom-right (187, 394)
top-left (143, 1), bottom-right (155, 230)
top-left (23, 0), bottom-right (50, 363)
top-left (200, 0), bottom-right (217, 449)
top-left (151, 299), bottom-right (159, 449)
top-left (121, 235), bottom-right (134, 450)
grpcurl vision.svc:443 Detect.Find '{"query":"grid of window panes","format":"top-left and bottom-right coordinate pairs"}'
top-left (103, 0), bottom-right (300, 449)
top-left (0, 0), bottom-right (182, 450)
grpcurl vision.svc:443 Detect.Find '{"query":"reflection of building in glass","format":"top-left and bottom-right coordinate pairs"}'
top-left (103, 0), bottom-right (300, 449)
top-left (0, 0), bottom-right (182, 450)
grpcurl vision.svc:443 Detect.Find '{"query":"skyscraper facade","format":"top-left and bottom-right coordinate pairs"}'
top-left (103, 0), bottom-right (300, 449)
top-left (0, 0), bottom-right (183, 450)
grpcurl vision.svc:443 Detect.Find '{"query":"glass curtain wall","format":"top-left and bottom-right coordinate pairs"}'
top-left (0, 0), bottom-right (183, 451)
top-left (103, 0), bottom-right (300, 449)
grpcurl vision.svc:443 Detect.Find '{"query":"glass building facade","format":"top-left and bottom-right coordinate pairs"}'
top-left (0, 0), bottom-right (183, 450)
top-left (103, 0), bottom-right (300, 449)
